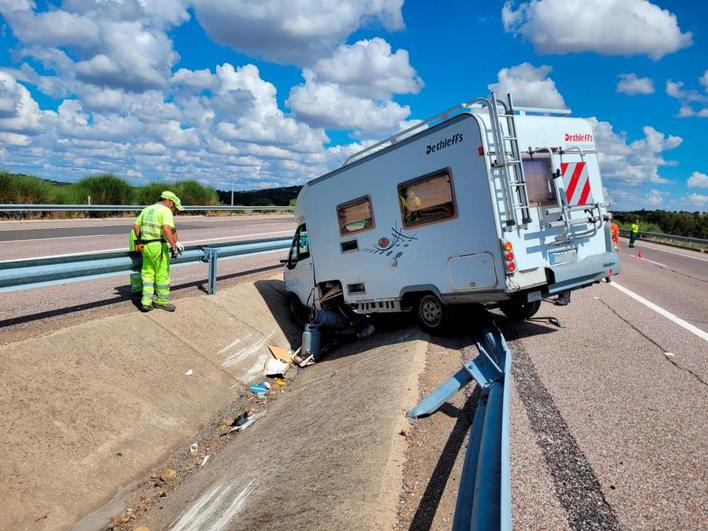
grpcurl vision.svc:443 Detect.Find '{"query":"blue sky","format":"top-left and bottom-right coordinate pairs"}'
top-left (0, 0), bottom-right (705, 210)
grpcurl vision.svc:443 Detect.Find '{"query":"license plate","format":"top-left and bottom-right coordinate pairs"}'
top-left (549, 248), bottom-right (577, 265)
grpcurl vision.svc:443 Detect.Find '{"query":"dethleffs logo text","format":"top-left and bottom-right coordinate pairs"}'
top-left (565, 132), bottom-right (593, 142)
top-left (426, 133), bottom-right (463, 155)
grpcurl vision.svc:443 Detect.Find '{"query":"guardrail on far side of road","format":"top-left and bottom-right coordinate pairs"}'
top-left (618, 228), bottom-right (707, 251)
top-left (0, 204), bottom-right (294, 212)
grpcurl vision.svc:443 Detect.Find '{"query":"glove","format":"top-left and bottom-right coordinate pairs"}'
top-left (176, 241), bottom-right (185, 254)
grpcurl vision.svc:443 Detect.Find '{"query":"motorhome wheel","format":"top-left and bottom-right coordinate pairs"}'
top-left (499, 300), bottom-right (541, 321)
top-left (417, 294), bottom-right (449, 334)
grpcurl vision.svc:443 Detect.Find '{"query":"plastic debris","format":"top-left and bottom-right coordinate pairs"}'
top-left (189, 443), bottom-right (198, 453)
top-left (231, 412), bottom-right (249, 427)
top-left (200, 455), bottom-right (210, 467)
top-left (228, 411), bottom-right (266, 433)
top-left (273, 378), bottom-right (288, 387)
top-left (249, 383), bottom-right (270, 395)
top-left (664, 352), bottom-right (675, 358)
top-left (184, 369), bottom-right (193, 376)
top-left (264, 358), bottom-right (289, 377)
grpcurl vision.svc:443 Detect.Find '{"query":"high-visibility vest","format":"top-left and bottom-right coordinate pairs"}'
top-left (630, 223), bottom-right (639, 234)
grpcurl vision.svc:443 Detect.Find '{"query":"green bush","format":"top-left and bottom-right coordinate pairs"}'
top-left (74, 174), bottom-right (133, 205)
top-left (0, 171), bottom-right (55, 203)
top-left (173, 180), bottom-right (219, 206)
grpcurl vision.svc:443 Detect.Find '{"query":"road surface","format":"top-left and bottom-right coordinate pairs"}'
top-left (0, 215), bottom-right (296, 333)
top-left (1, 221), bottom-right (705, 530)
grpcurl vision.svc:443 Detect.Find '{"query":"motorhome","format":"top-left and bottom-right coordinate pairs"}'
top-left (284, 93), bottom-right (620, 333)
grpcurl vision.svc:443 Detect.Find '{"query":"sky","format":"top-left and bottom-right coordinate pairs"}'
top-left (0, 0), bottom-right (706, 211)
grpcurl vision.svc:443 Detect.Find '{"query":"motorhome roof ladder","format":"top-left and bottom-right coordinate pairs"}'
top-left (488, 92), bottom-right (532, 230)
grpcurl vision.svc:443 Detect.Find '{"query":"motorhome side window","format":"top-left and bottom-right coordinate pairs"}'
top-left (398, 170), bottom-right (455, 228)
top-left (522, 157), bottom-right (557, 206)
top-left (337, 196), bottom-right (374, 235)
top-left (290, 224), bottom-right (309, 263)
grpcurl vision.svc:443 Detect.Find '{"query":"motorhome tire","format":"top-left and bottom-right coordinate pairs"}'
top-left (499, 300), bottom-right (541, 321)
top-left (417, 294), bottom-right (449, 334)
top-left (287, 292), bottom-right (308, 325)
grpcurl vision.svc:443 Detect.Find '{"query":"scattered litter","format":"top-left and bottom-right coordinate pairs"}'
top-left (184, 369), bottom-right (193, 376)
top-left (189, 443), bottom-right (198, 454)
top-left (34, 514), bottom-right (49, 522)
top-left (293, 353), bottom-right (315, 367)
top-left (664, 352), bottom-right (675, 358)
top-left (249, 382), bottom-right (270, 395)
top-left (268, 345), bottom-right (294, 364)
top-left (160, 468), bottom-right (177, 482)
top-left (228, 411), bottom-right (266, 433)
top-left (264, 357), bottom-right (290, 377)
top-left (273, 378), bottom-right (288, 387)
top-left (398, 429), bottom-right (407, 437)
top-left (200, 455), bottom-right (210, 467)
top-left (231, 411), bottom-right (249, 427)
top-left (593, 296), bottom-right (600, 300)
top-left (357, 323), bottom-right (376, 339)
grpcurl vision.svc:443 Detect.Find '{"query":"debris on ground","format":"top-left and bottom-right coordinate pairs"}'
top-left (189, 443), bottom-right (198, 454)
top-left (200, 455), bottom-right (210, 467)
top-left (249, 382), bottom-right (270, 397)
top-left (264, 357), bottom-right (289, 377)
top-left (159, 468), bottom-right (177, 483)
top-left (268, 345), bottom-right (294, 364)
top-left (228, 411), bottom-right (266, 433)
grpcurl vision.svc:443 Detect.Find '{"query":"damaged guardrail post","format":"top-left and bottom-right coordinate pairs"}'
top-left (407, 324), bottom-right (512, 531)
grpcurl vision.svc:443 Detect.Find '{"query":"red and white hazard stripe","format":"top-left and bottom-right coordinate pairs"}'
top-left (560, 161), bottom-right (592, 205)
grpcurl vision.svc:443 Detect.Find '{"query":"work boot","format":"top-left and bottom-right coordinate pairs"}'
top-left (140, 304), bottom-right (153, 313)
top-left (154, 303), bottom-right (176, 312)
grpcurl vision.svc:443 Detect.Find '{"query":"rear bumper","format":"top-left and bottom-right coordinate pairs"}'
top-left (546, 251), bottom-right (620, 294)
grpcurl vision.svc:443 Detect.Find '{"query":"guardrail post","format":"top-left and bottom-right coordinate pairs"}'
top-left (204, 248), bottom-right (218, 295)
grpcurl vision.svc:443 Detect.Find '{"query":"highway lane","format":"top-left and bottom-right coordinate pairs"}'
top-left (0, 215), bottom-right (296, 261)
top-left (0, 215), bottom-right (295, 334)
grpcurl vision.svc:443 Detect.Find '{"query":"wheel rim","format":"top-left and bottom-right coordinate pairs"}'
top-left (420, 297), bottom-right (442, 327)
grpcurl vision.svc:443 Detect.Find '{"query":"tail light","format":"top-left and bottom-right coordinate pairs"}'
top-left (503, 241), bottom-right (516, 274)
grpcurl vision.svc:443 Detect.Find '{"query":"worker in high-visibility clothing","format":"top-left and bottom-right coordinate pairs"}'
top-left (608, 213), bottom-right (620, 251)
top-left (629, 219), bottom-right (640, 248)
top-left (132, 191), bottom-right (184, 312)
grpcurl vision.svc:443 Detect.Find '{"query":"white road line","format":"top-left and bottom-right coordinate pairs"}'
top-left (626, 240), bottom-right (708, 263)
top-left (2, 234), bottom-right (98, 243)
top-left (611, 282), bottom-right (708, 343)
top-left (1, 230), bottom-right (293, 262)
top-left (631, 255), bottom-right (667, 268)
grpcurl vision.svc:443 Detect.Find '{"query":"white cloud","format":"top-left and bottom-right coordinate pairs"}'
top-left (288, 39), bottom-right (421, 135)
top-left (666, 76), bottom-right (708, 118)
top-left (684, 193), bottom-right (708, 208)
top-left (616, 74), bottom-right (654, 95)
top-left (589, 118), bottom-right (682, 186)
top-left (502, 0), bottom-right (692, 60)
top-left (687, 171), bottom-right (708, 189)
top-left (488, 63), bottom-right (565, 108)
top-left (0, 70), bottom-right (50, 135)
top-left (309, 38), bottom-right (423, 99)
top-left (645, 189), bottom-right (664, 207)
top-left (191, 0), bottom-right (405, 65)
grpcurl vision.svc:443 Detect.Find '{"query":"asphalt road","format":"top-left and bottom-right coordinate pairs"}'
top-left (0, 215), bottom-right (296, 261)
top-left (0, 215), bottom-right (296, 332)
top-left (1, 221), bottom-right (705, 529)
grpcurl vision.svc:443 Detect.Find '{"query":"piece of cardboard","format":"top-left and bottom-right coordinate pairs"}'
top-left (268, 344), bottom-right (294, 364)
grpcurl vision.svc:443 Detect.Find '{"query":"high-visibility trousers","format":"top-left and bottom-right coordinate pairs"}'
top-left (141, 242), bottom-right (171, 307)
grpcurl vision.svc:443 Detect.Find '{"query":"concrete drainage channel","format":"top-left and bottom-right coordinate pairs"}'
top-left (2, 274), bottom-right (512, 530)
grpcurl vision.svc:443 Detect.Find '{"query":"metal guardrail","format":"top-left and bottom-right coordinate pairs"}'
top-left (0, 204), bottom-right (294, 212)
top-left (0, 236), bottom-right (292, 294)
top-left (618, 228), bottom-right (707, 246)
top-left (408, 323), bottom-right (512, 531)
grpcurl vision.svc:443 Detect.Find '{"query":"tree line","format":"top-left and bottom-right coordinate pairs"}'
top-left (614, 210), bottom-right (707, 239)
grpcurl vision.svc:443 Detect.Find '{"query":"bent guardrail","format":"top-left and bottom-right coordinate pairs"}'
top-left (0, 204), bottom-right (293, 212)
top-left (0, 236), bottom-right (292, 294)
top-left (408, 324), bottom-right (512, 531)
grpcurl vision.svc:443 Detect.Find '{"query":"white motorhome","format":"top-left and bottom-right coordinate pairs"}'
top-left (284, 93), bottom-right (620, 332)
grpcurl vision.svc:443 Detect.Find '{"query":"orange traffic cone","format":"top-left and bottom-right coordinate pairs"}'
top-left (637, 248), bottom-right (643, 259)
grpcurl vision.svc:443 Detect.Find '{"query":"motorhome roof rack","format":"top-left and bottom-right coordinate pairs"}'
top-left (342, 94), bottom-right (571, 167)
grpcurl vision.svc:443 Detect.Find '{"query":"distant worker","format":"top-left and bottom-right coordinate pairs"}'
top-left (629, 219), bottom-right (640, 248)
top-left (132, 191), bottom-right (184, 312)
